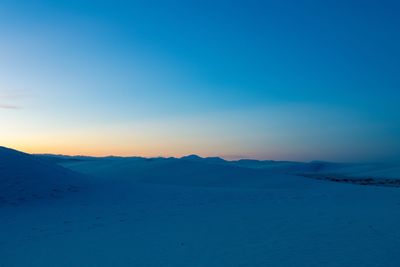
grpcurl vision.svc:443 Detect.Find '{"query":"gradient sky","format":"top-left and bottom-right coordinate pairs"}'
top-left (1, 0), bottom-right (399, 161)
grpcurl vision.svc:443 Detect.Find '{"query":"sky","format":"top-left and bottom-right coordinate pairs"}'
top-left (0, 0), bottom-right (399, 162)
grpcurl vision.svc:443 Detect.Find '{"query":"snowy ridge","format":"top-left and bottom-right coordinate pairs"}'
top-left (47, 155), bottom-right (322, 189)
top-left (37, 153), bottom-right (400, 186)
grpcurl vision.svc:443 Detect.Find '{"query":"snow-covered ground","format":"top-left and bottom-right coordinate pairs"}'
top-left (1, 147), bottom-right (400, 266)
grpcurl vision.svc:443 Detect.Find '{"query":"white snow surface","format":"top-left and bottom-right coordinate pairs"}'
top-left (1, 147), bottom-right (400, 267)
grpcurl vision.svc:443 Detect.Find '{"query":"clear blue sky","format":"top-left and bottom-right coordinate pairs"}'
top-left (1, 0), bottom-right (399, 161)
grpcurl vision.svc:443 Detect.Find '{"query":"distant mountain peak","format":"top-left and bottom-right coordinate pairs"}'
top-left (181, 154), bottom-right (226, 163)
top-left (181, 154), bottom-right (203, 160)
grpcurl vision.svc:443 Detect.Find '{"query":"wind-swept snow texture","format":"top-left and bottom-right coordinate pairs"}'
top-left (1, 148), bottom-right (400, 267)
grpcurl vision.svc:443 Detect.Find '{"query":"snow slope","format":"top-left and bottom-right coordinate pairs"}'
top-left (0, 147), bottom-right (83, 205)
